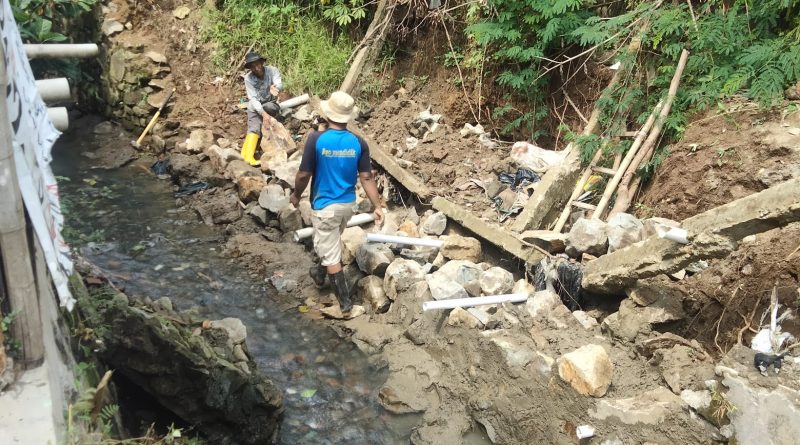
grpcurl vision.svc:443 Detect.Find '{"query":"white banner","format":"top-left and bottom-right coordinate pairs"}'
top-left (1, 2), bottom-right (75, 309)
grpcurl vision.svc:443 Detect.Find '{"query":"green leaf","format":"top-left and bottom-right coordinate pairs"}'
top-left (300, 388), bottom-right (317, 398)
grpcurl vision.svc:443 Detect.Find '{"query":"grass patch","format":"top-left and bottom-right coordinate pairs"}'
top-left (202, 0), bottom-right (354, 95)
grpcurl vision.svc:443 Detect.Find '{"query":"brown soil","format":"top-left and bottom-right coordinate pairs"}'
top-left (636, 102), bottom-right (800, 356)
top-left (638, 102), bottom-right (800, 221)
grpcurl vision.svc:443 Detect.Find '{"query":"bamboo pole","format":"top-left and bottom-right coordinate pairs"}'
top-left (606, 49), bottom-right (690, 218)
top-left (0, 37), bottom-right (45, 366)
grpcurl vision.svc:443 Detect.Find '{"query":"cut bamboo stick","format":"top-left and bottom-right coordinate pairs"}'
top-left (607, 49), bottom-right (690, 218)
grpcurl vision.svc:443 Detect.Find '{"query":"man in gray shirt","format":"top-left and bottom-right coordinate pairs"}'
top-left (240, 51), bottom-right (283, 166)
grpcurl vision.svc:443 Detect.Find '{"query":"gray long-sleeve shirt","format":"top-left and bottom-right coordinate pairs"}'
top-left (244, 66), bottom-right (283, 114)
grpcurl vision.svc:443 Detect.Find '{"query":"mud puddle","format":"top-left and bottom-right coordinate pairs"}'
top-left (52, 116), bottom-right (418, 444)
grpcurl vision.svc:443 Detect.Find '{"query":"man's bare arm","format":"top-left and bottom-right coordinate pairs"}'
top-left (359, 172), bottom-right (384, 226)
top-left (290, 171), bottom-right (312, 206)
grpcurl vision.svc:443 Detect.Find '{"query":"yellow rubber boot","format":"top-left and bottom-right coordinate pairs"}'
top-left (240, 133), bottom-right (261, 166)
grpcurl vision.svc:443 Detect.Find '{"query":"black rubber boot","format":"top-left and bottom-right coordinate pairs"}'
top-left (309, 264), bottom-right (327, 287)
top-left (331, 271), bottom-right (353, 313)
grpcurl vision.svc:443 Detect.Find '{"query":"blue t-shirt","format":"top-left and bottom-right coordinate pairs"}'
top-left (298, 129), bottom-right (372, 210)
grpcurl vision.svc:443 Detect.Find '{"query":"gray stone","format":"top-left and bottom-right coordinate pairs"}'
top-left (340, 226), bottom-right (366, 265)
top-left (93, 121), bottom-right (115, 135)
top-left (463, 280), bottom-right (482, 298)
top-left (436, 260), bottom-right (482, 286)
top-left (109, 50), bottom-right (126, 82)
top-left (447, 307), bottom-right (483, 329)
top-left (355, 243), bottom-right (395, 276)
top-left (225, 160), bottom-right (260, 181)
top-left (573, 310), bottom-right (598, 330)
top-left (384, 259), bottom-right (426, 300)
top-left (258, 184), bottom-right (289, 213)
top-left (557, 344), bottom-right (613, 397)
top-left (102, 19), bottom-right (124, 36)
top-left (194, 193), bottom-right (242, 225)
top-left (721, 373), bottom-right (800, 445)
top-left (680, 389), bottom-right (712, 412)
top-left (358, 276), bottom-right (390, 313)
top-left (186, 129), bottom-right (214, 153)
top-left (590, 387), bottom-right (683, 425)
top-left (144, 51), bottom-right (167, 64)
top-left (425, 271), bottom-right (468, 301)
top-left (479, 267), bottom-right (515, 295)
top-left (511, 279), bottom-right (535, 296)
top-left (298, 200), bottom-right (312, 226)
top-left (248, 205), bottom-right (269, 226)
top-left (657, 345), bottom-right (715, 394)
top-left (421, 212), bottom-right (447, 235)
top-left (209, 317), bottom-right (247, 344)
top-left (525, 290), bottom-right (561, 319)
top-left (601, 297), bottom-right (684, 342)
top-left (398, 247), bottom-right (437, 264)
top-left (278, 206), bottom-right (303, 232)
top-left (606, 212), bottom-right (644, 253)
top-left (271, 159), bottom-right (301, 186)
top-left (292, 105), bottom-right (313, 121)
top-left (441, 235), bottom-right (482, 263)
top-left (172, 5), bottom-right (191, 19)
top-left (566, 218), bottom-right (608, 258)
top-left (519, 230), bottom-right (567, 253)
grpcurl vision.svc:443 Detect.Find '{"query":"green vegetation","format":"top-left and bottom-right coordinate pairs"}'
top-left (461, 0), bottom-right (800, 149)
top-left (10, 0), bottom-right (98, 42)
top-left (202, 0), bottom-right (360, 94)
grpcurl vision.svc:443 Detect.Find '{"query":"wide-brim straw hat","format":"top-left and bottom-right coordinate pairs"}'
top-left (320, 91), bottom-right (357, 124)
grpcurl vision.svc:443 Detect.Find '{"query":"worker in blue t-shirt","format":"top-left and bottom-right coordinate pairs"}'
top-left (290, 91), bottom-right (384, 313)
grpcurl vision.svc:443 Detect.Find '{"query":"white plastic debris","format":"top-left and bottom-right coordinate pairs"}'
top-left (576, 425), bottom-right (595, 439)
top-left (509, 141), bottom-right (568, 173)
top-left (609, 61), bottom-right (621, 70)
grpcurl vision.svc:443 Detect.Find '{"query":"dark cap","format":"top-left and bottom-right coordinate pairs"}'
top-left (244, 51), bottom-right (264, 66)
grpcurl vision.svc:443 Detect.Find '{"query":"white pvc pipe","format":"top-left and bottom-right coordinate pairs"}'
top-left (47, 107), bottom-right (68, 131)
top-left (23, 44), bottom-right (99, 59)
top-left (293, 212), bottom-right (375, 242)
top-left (279, 94), bottom-right (310, 110)
top-left (423, 293), bottom-right (528, 311)
top-left (658, 227), bottom-right (689, 244)
top-left (36, 78), bottom-right (71, 102)
top-left (367, 233), bottom-right (444, 248)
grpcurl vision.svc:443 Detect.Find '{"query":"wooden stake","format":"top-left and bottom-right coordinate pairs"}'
top-left (0, 35), bottom-right (44, 367)
top-left (606, 49), bottom-right (690, 218)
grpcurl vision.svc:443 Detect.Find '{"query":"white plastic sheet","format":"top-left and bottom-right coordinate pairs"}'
top-left (2, 3), bottom-right (74, 309)
top-left (509, 141), bottom-right (568, 174)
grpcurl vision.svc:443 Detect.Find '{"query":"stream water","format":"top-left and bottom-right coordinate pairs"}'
top-left (52, 116), bottom-right (420, 444)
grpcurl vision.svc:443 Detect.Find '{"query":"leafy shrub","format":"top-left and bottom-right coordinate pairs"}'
top-left (11, 0), bottom-right (98, 43)
top-left (465, 0), bottom-right (800, 147)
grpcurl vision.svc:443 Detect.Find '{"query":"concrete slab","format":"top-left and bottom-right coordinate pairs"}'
top-left (582, 177), bottom-right (800, 293)
top-left (0, 363), bottom-right (58, 445)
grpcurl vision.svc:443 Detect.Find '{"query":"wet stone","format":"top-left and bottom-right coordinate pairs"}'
top-left (355, 243), bottom-right (395, 276)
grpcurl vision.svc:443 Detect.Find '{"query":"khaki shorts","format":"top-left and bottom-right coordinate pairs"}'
top-left (311, 202), bottom-right (356, 266)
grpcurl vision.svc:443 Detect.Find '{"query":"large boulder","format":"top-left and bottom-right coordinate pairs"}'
top-left (565, 218), bottom-right (608, 258)
top-left (441, 235), bottom-right (482, 263)
top-left (278, 206), bottom-right (303, 232)
top-left (355, 243), bottom-right (395, 276)
top-left (194, 192), bottom-right (242, 225)
top-left (606, 212), bottom-right (644, 253)
top-left (384, 259), bottom-right (426, 300)
top-left (479, 267), bottom-right (515, 295)
top-left (557, 344), bottom-right (613, 397)
top-left (73, 278), bottom-right (283, 445)
top-left (258, 184), bottom-right (289, 214)
top-left (641, 217), bottom-right (680, 239)
top-left (447, 307), bottom-right (483, 329)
